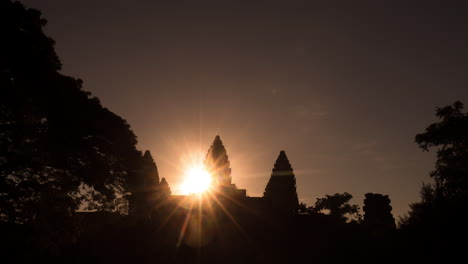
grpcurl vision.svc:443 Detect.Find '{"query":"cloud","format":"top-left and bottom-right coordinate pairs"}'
top-left (352, 141), bottom-right (400, 170)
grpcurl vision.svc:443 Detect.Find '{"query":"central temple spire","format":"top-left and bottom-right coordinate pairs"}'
top-left (272, 150), bottom-right (293, 175)
top-left (264, 150), bottom-right (299, 213)
top-left (204, 135), bottom-right (232, 187)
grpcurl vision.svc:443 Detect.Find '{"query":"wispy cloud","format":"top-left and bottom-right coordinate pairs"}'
top-left (352, 141), bottom-right (400, 170)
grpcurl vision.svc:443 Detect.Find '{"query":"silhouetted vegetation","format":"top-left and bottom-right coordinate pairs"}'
top-left (1, 1), bottom-right (466, 263)
top-left (0, 0), bottom-right (160, 258)
top-left (311, 192), bottom-right (361, 222)
top-left (0, 0), bottom-right (148, 223)
top-left (398, 101), bottom-right (468, 262)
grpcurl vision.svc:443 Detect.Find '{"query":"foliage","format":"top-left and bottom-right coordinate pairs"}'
top-left (0, 0), bottom-right (144, 223)
top-left (415, 101), bottom-right (468, 199)
top-left (401, 101), bottom-right (468, 229)
top-left (312, 192), bottom-right (360, 222)
top-left (298, 202), bottom-right (307, 214)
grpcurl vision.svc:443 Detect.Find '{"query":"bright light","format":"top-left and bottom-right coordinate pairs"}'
top-left (181, 166), bottom-right (212, 194)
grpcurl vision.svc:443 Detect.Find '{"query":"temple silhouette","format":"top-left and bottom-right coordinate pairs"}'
top-left (129, 135), bottom-right (300, 218)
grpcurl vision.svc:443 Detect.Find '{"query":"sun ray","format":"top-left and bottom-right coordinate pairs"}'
top-left (176, 200), bottom-right (194, 248)
top-left (157, 196), bottom-right (191, 231)
top-left (205, 190), bottom-right (250, 241)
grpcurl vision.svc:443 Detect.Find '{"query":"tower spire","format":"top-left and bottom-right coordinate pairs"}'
top-left (272, 150), bottom-right (293, 175)
top-left (263, 150), bottom-right (299, 213)
top-left (204, 135), bottom-right (232, 187)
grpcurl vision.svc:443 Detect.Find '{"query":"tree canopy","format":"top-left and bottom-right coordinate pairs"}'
top-left (312, 192), bottom-right (360, 222)
top-left (401, 101), bottom-right (468, 231)
top-left (0, 0), bottom-right (150, 223)
top-left (415, 101), bottom-right (468, 199)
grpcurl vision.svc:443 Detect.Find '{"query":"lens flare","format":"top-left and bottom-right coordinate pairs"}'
top-left (181, 166), bottom-right (212, 194)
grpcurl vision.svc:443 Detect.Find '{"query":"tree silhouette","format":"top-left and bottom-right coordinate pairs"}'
top-left (298, 202), bottom-right (308, 214)
top-left (415, 101), bottom-right (468, 199)
top-left (312, 192), bottom-right (360, 222)
top-left (401, 102), bottom-right (468, 227)
top-left (399, 101), bottom-right (468, 262)
top-left (0, 0), bottom-right (143, 223)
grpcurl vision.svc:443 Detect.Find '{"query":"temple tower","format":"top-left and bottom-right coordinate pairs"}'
top-left (204, 135), bottom-right (246, 197)
top-left (363, 193), bottom-right (396, 229)
top-left (204, 135), bottom-right (232, 187)
top-left (263, 151), bottom-right (299, 214)
top-left (128, 150), bottom-right (160, 217)
top-left (159, 177), bottom-right (172, 198)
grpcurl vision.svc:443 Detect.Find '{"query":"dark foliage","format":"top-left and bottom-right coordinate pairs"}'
top-left (312, 192), bottom-right (360, 222)
top-left (404, 101), bottom-right (468, 227)
top-left (414, 101), bottom-right (468, 199)
top-left (399, 101), bottom-right (468, 262)
top-left (0, 0), bottom-right (146, 223)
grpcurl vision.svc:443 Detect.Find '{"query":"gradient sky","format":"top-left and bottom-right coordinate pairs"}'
top-left (21, 0), bottom-right (468, 218)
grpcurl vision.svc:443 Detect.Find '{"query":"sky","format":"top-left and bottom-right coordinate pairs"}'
top-left (21, 0), bottom-right (468, 218)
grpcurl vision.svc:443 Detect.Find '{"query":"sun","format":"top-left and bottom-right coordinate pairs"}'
top-left (181, 165), bottom-right (212, 194)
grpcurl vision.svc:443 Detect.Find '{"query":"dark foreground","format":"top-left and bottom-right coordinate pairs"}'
top-left (1, 210), bottom-right (464, 264)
